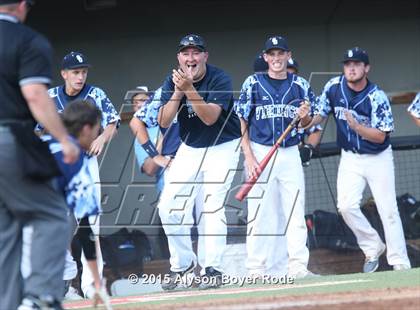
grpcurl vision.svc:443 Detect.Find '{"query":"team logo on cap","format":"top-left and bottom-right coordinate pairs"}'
top-left (76, 55), bottom-right (83, 63)
top-left (189, 36), bottom-right (194, 41)
top-left (348, 50), bottom-right (353, 57)
top-left (272, 37), bottom-right (278, 45)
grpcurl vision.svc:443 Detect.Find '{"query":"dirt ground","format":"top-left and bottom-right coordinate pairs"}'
top-left (115, 286), bottom-right (420, 310)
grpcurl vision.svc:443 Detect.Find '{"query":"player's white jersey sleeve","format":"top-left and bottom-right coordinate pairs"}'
top-left (408, 92), bottom-right (420, 118)
top-left (370, 89), bottom-right (394, 132)
top-left (235, 74), bottom-right (258, 121)
top-left (314, 76), bottom-right (341, 117)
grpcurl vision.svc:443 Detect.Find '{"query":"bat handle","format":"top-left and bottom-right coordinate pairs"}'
top-left (235, 176), bottom-right (258, 202)
top-left (236, 111), bottom-right (304, 202)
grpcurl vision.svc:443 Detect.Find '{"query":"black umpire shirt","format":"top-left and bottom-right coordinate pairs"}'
top-left (0, 12), bottom-right (53, 121)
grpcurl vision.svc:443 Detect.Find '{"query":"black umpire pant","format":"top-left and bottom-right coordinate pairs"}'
top-left (0, 126), bottom-right (70, 309)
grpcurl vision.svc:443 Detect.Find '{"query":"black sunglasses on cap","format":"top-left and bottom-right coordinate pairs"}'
top-left (178, 34), bottom-right (206, 53)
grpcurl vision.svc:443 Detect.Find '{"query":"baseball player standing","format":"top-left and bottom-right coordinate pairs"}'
top-left (41, 51), bottom-right (120, 297)
top-left (131, 85), bottom-right (211, 276)
top-left (235, 36), bottom-right (315, 279)
top-left (156, 34), bottom-right (241, 290)
top-left (408, 92), bottom-right (420, 127)
top-left (0, 1), bottom-right (79, 309)
top-left (312, 47), bottom-right (411, 272)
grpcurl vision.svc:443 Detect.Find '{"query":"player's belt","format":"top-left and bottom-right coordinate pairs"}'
top-left (345, 147), bottom-right (359, 154)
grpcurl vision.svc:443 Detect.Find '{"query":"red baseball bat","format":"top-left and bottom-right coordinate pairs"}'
top-left (235, 114), bottom-right (301, 201)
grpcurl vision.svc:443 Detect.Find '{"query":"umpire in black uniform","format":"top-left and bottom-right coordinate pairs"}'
top-left (0, 1), bottom-right (79, 309)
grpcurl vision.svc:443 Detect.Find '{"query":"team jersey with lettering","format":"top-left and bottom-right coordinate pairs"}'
top-left (235, 72), bottom-right (316, 147)
top-left (44, 136), bottom-right (99, 219)
top-left (160, 64), bottom-right (241, 148)
top-left (35, 84), bottom-right (120, 131)
top-left (408, 92), bottom-right (420, 118)
top-left (315, 76), bottom-right (393, 154)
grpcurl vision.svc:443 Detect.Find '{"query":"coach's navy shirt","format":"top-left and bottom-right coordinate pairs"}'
top-left (0, 13), bottom-right (53, 121)
top-left (160, 122), bottom-right (181, 156)
top-left (160, 64), bottom-right (241, 148)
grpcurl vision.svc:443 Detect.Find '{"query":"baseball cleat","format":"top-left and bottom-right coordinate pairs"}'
top-left (393, 264), bottom-right (410, 271)
top-left (289, 269), bottom-right (319, 279)
top-left (198, 266), bottom-right (223, 290)
top-left (363, 243), bottom-right (386, 273)
top-left (161, 261), bottom-right (196, 291)
top-left (64, 286), bottom-right (83, 301)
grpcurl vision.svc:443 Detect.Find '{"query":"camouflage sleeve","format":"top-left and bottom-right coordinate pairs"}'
top-left (295, 76), bottom-right (316, 115)
top-left (234, 75), bottom-right (256, 121)
top-left (314, 77), bottom-right (339, 117)
top-left (134, 87), bottom-right (163, 128)
top-left (92, 87), bottom-right (121, 129)
top-left (370, 89), bottom-right (394, 132)
top-left (407, 92), bottom-right (420, 118)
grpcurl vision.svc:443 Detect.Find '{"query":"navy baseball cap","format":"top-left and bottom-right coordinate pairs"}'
top-left (178, 34), bottom-right (206, 53)
top-left (61, 52), bottom-right (91, 70)
top-left (342, 47), bottom-right (369, 65)
top-left (253, 52), bottom-right (268, 73)
top-left (264, 36), bottom-right (289, 52)
top-left (287, 58), bottom-right (299, 70)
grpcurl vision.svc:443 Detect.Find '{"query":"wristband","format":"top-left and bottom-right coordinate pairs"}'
top-left (141, 140), bottom-right (159, 158)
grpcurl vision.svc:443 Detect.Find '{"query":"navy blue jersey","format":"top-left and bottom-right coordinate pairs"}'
top-left (47, 84), bottom-right (120, 129)
top-left (160, 64), bottom-right (241, 148)
top-left (315, 76), bottom-right (394, 154)
top-left (235, 72), bottom-right (316, 147)
top-left (43, 136), bottom-right (99, 219)
top-left (160, 122), bottom-right (180, 156)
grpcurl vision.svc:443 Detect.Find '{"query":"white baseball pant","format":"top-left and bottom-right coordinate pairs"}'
top-left (162, 169), bottom-right (206, 272)
top-left (337, 146), bottom-right (410, 266)
top-left (158, 139), bottom-right (240, 273)
top-left (246, 143), bottom-right (309, 277)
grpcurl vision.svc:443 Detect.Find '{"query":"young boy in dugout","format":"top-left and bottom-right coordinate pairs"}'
top-left (45, 100), bottom-right (112, 309)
